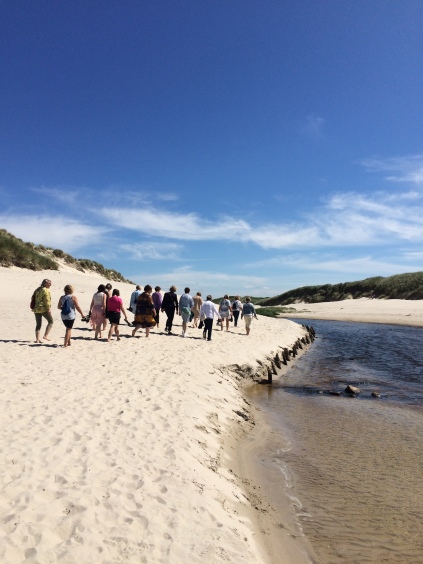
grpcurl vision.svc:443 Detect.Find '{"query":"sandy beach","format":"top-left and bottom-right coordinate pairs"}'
top-left (0, 266), bottom-right (312, 563)
top-left (278, 298), bottom-right (423, 327)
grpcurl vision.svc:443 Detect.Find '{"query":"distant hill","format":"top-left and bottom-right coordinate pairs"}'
top-left (259, 272), bottom-right (423, 306)
top-left (0, 228), bottom-right (133, 283)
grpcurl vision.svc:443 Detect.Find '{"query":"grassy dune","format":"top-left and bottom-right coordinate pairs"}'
top-left (0, 228), bottom-right (133, 283)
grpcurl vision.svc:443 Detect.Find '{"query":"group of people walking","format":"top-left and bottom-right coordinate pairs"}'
top-left (31, 279), bottom-right (258, 347)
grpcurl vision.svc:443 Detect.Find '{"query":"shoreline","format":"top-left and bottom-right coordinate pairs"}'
top-left (277, 298), bottom-right (423, 327)
top-left (0, 265), bottom-right (311, 562)
top-left (234, 344), bottom-right (316, 564)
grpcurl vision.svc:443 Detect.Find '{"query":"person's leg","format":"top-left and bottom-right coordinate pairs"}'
top-left (64, 328), bottom-right (72, 347)
top-left (168, 309), bottom-right (175, 332)
top-left (35, 313), bottom-right (42, 343)
top-left (43, 312), bottom-right (53, 340)
top-left (226, 318), bottom-right (229, 331)
top-left (115, 324), bottom-right (120, 340)
top-left (145, 327), bottom-right (150, 338)
top-left (108, 324), bottom-right (114, 341)
top-left (233, 311), bottom-right (239, 327)
top-left (182, 318), bottom-right (188, 335)
top-left (95, 323), bottom-right (102, 339)
top-left (207, 319), bottom-right (213, 340)
top-left (132, 324), bottom-right (141, 336)
top-left (203, 318), bottom-right (208, 339)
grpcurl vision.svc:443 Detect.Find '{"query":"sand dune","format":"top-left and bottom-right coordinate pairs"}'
top-left (0, 266), bottom-right (310, 563)
top-left (278, 297), bottom-right (423, 327)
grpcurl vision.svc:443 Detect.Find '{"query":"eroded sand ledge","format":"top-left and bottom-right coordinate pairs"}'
top-left (0, 267), bottom-right (312, 563)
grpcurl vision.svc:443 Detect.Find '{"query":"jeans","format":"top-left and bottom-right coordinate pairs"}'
top-left (233, 310), bottom-right (240, 326)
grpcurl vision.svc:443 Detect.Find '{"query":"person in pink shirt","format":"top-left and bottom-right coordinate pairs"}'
top-left (107, 289), bottom-right (129, 342)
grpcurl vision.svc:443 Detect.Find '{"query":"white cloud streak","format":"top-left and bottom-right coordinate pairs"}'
top-left (361, 153), bottom-right (423, 185)
top-left (0, 214), bottom-right (109, 252)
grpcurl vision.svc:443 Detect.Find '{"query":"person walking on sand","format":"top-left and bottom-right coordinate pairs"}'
top-left (90, 284), bottom-right (107, 339)
top-left (192, 292), bottom-right (203, 328)
top-left (32, 278), bottom-right (53, 343)
top-left (132, 285), bottom-right (157, 338)
top-left (129, 285), bottom-right (143, 317)
top-left (231, 296), bottom-right (242, 327)
top-left (161, 285), bottom-right (178, 334)
top-left (102, 283), bottom-right (113, 331)
top-left (199, 295), bottom-right (221, 341)
top-left (107, 289), bottom-right (129, 342)
top-left (179, 287), bottom-right (194, 337)
top-left (57, 285), bottom-right (85, 347)
top-left (219, 294), bottom-right (232, 331)
top-left (152, 286), bottom-right (163, 328)
top-left (241, 297), bottom-right (258, 336)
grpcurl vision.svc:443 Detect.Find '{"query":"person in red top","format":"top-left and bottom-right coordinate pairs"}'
top-left (107, 289), bottom-right (129, 342)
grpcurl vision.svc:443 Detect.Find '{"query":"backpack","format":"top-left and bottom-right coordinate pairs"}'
top-left (30, 291), bottom-right (36, 310)
top-left (61, 295), bottom-right (72, 316)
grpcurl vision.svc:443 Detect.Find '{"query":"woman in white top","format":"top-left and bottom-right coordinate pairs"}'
top-left (90, 284), bottom-right (107, 339)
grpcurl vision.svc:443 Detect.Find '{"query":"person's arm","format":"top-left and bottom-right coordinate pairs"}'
top-left (72, 296), bottom-right (84, 317)
top-left (57, 296), bottom-right (63, 309)
top-left (103, 294), bottom-right (107, 310)
top-left (89, 296), bottom-right (94, 312)
top-left (119, 298), bottom-right (128, 320)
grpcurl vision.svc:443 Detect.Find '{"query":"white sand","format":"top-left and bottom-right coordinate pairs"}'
top-left (278, 298), bottom-right (423, 327)
top-left (0, 266), bottom-right (311, 563)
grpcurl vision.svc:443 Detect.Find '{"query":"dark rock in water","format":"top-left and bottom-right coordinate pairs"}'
top-left (345, 385), bottom-right (361, 395)
top-left (371, 392), bottom-right (381, 398)
top-left (329, 390), bottom-right (342, 396)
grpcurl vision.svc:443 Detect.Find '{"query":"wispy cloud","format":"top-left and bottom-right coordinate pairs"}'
top-left (300, 114), bottom-right (325, 139)
top-left (100, 208), bottom-right (251, 241)
top-left (361, 153), bottom-right (423, 185)
top-left (119, 242), bottom-right (184, 260)
top-left (0, 214), bottom-right (109, 252)
top-left (136, 266), bottom-right (268, 295)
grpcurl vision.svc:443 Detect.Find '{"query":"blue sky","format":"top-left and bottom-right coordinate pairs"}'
top-left (1, 1), bottom-right (422, 297)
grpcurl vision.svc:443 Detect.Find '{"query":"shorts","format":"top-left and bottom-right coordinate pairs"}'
top-left (62, 319), bottom-right (75, 329)
top-left (108, 312), bottom-right (121, 325)
top-left (244, 314), bottom-right (253, 327)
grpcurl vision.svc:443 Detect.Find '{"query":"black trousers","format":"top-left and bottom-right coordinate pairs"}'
top-left (165, 308), bottom-right (175, 331)
top-left (233, 310), bottom-right (240, 326)
top-left (203, 318), bottom-right (213, 340)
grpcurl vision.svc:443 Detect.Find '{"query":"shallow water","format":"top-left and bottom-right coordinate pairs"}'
top-left (248, 319), bottom-right (423, 563)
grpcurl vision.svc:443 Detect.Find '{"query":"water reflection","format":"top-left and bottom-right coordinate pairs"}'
top-left (248, 319), bottom-right (423, 562)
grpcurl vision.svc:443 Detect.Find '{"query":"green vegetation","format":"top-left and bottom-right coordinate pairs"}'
top-left (0, 228), bottom-right (134, 283)
top-left (0, 229), bottom-right (58, 271)
top-left (260, 272), bottom-right (423, 306)
top-left (256, 306), bottom-right (299, 318)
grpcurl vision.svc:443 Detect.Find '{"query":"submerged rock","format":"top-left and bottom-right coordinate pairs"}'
top-left (345, 385), bottom-right (361, 395)
top-left (371, 392), bottom-right (381, 398)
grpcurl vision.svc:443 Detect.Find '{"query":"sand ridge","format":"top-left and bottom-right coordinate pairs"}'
top-left (0, 266), bottom-right (309, 563)
top-left (278, 297), bottom-right (423, 327)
